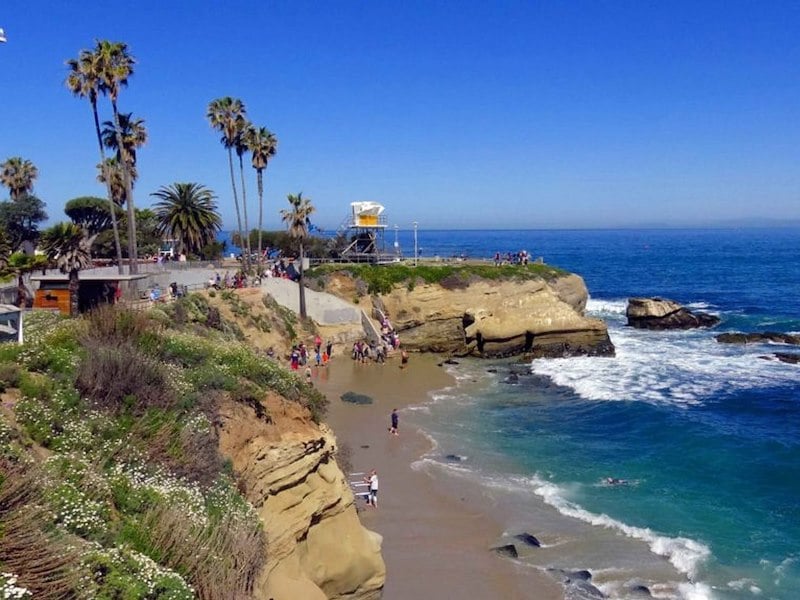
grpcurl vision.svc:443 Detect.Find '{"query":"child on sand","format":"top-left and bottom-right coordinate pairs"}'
top-left (389, 409), bottom-right (399, 435)
top-left (400, 350), bottom-right (409, 369)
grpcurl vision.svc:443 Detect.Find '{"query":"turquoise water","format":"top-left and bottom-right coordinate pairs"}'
top-left (398, 229), bottom-right (800, 599)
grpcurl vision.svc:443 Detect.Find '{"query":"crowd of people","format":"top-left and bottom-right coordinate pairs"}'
top-left (493, 250), bottom-right (531, 266)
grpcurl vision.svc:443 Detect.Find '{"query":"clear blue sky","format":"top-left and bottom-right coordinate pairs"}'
top-left (2, 1), bottom-right (799, 230)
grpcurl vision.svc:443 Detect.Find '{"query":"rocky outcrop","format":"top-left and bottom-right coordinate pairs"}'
top-left (217, 395), bottom-right (385, 600)
top-left (626, 298), bottom-right (720, 330)
top-left (716, 332), bottom-right (800, 345)
top-left (374, 273), bottom-right (613, 358)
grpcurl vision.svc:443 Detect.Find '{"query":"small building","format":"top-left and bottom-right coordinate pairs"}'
top-left (0, 304), bottom-right (23, 344)
top-left (30, 273), bottom-right (149, 315)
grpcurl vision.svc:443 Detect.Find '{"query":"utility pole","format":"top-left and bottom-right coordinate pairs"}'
top-left (413, 221), bottom-right (418, 266)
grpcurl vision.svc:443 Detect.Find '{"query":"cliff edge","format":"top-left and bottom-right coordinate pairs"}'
top-left (315, 268), bottom-right (614, 358)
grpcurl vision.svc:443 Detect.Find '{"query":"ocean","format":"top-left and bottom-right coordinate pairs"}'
top-left (391, 229), bottom-right (800, 600)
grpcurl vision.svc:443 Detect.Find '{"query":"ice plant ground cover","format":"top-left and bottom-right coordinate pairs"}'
top-left (0, 295), bottom-right (328, 599)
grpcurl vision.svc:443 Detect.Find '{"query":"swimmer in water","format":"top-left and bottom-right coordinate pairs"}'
top-left (606, 477), bottom-right (628, 486)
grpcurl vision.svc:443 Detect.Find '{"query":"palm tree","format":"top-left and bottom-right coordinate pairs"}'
top-left (235, 122), bottom-right (253, 266)
top-left (243, 125), bottom-right (278, 269)
top-left (5, 253), bottom-right (48, 309)
top-left (101, 112), bottom-right (147, 167)
top-left (280, 193), bottom-right (315, 319)
top-left (151, 183), bottom-right (222, 256)
top-left (94, 39), bottom-right (139, 272)
top-left (40, 223), bottom-right (96, 317)
top-left (65, 49), bottom-right (124, 273)
top-left (0, 157), bottom-right (38, 200)
top-left (206, 97), bottom-right (247, 261)
top-left (97, 157), bottom-right (136, 207)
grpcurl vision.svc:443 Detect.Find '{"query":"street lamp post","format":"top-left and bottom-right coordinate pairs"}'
top-left (413, 221), bottom-right (418, 266)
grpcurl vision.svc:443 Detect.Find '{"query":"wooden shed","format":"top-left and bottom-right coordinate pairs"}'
top-left (31, 273), bottom-right (148, 315)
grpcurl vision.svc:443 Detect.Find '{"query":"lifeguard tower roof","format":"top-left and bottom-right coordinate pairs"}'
top-left (350, 201), bottom-right (386, 229)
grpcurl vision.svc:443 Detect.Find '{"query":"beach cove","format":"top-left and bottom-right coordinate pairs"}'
top-left (318, 354), bottom-right (563, 600)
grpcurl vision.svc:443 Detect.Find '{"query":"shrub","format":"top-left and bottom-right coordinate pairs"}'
top-left (0, 362), bottom-right (21, 391)
top-left (75, 340), bottom-right (174, 415)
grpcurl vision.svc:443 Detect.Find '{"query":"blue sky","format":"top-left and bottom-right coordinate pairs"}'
top-left (1, 1), bottom-right (799, 230)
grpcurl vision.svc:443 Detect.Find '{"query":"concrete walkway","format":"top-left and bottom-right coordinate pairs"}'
top-left (260, 278), bottom-right (362, 325)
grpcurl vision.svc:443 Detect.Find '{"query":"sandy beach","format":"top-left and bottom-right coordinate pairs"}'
top-left (316, 352), bottom-right (563, 600)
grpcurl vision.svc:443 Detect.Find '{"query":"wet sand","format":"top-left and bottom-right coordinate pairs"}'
top-left (316, 353), bottom-right (563, 600)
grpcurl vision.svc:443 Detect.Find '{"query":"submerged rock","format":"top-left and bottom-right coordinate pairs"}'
top-left (491, 543), bottom-right (519, 558)
top-left (340, 391), bottom-right (374, 405)
top-left (513, 532), bottom-right (541, 547)
top-left (772, 353), bottom-right (800, 365)
top-left (626, 297), bottom-right (720, 330)
top-left (717, 332), bottom-right (800, 345)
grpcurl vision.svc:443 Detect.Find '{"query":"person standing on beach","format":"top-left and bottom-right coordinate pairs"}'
top-left (400, 350), bottom-right (409, 369)
top-left (326, 340), bottom-right (333, 358)
top-left (367, 470), bottom-right (379, 507)
top-left (389, 408), bottom-right (399, 435)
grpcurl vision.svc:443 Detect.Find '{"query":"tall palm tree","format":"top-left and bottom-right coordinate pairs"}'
top-left (206, 97), bottom-right (247, 260)
top-left (280, 193), bottom-right (315, 319)
top-left (101, 112), bottom-right (147, 167)
top-left (39, 223), bottom-right (96, 317)
top-left (94, 39), bottom-right (139, 272)
top-left (243, 125), bottom-right (278, 269)
top-left (234, 122), bottom-right (253, 266)
top-left (0, 157), bottom-right (38, 200)
top-left (151, 183), bottom-right (222, 256)
top-left (65, 49), bottom-right (124, 273)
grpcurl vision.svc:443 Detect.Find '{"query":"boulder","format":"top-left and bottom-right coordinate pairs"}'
top-left (716, 332), bottom-right (800, 345)
top-left (626, 298), bottom-right (720, 330)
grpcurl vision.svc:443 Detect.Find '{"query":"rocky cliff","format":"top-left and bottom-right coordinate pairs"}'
top-left (218, 394), bottom-right (385, 600)
top-left (323, 271), bottom-right (614, 358)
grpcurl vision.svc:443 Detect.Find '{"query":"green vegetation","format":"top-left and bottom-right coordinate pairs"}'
top-left (307, 262), bottom-right (568, 295)
top-left (0, 296), bottom-right (328, 598)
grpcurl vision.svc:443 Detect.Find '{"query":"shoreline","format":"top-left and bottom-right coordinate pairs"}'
top-left (317, 353), bottom-right (563, 600)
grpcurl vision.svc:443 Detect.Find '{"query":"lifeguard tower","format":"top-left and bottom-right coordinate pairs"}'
top-left (339, 201), bottom-right (388, 262)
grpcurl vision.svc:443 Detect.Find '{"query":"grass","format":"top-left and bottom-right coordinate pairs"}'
top-left (306, 262), bottom-right (568, 295)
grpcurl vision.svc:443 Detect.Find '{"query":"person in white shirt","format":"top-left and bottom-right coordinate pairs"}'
top-left (367, 470), bottom-right (379, 508)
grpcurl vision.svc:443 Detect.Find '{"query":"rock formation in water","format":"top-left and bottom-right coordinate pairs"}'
top-left (716, 332), bottom-right (800, 345)
top-left (626, 297), bottom-right (720, 330)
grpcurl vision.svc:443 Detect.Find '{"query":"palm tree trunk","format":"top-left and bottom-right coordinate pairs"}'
top-left (69, 270), bottom-right (80, 317)
top-left (92, 99), bottom-right (124, 274)
top-left (111, 99), bottom-right (138, 274)
top-left (227, 148), bottom-right (244, 262)
top-left (238, 153), bottom-right (251, 271)
top-left (257, 169), bottom-right (264, 272)
top-left (298, 241), bottom-right (307, 319)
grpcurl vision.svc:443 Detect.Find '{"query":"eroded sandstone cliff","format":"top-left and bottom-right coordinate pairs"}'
top-left (218, 394), bottom-right (385, 600)
top-left (330, 271), bottom-right (613, 358)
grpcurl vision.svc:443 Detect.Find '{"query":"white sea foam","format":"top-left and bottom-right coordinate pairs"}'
top-left (526, 477), bottom-right (711, 579)
top-left (586, 297), bottom-right (628, 316)
top-left (530, 305), bottom-right (800, 406)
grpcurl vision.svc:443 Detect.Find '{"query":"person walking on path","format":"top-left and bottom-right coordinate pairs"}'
top-left (389, 408), bottom-right (399, 435)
